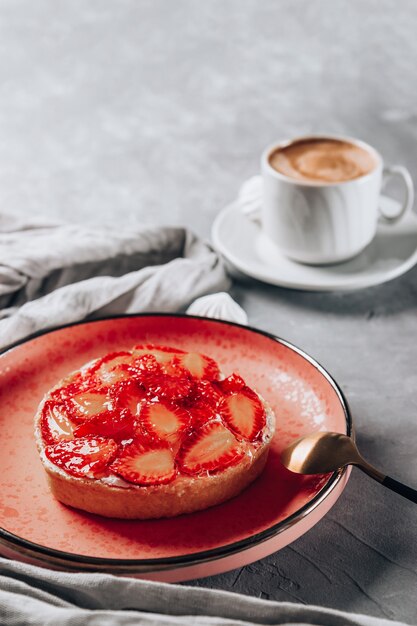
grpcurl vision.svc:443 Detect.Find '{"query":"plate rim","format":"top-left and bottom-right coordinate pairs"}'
top-left (212, 202), bottom-right (417, 291)
top-left (0, 313), bottom-right (352, 571)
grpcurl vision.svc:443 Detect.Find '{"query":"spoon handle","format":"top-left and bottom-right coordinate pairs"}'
top-left (382, 475), bottom-right (417, 504)
top-left (357, 462), bottom-right (417, 504)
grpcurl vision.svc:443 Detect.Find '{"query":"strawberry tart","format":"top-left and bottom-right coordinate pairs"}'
top-left (34, 345), bottom-right (275, 519)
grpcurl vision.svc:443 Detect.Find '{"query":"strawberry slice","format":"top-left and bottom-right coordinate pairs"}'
top-left (112, 380), bottom-right (146, 415)
top-left (93, 351), bottom-right (135, 384)
top-left (184, 380), bottom-right (224, 427)
top-left (172, 352), bottom-right (220, 381)
top-left (219, 388), bottom-right (265, 442)
top-left (178, 421), bottom-right (245, 475)
top-left (217, 373), bottom-right (246, 394)
top-left (187, 403), bottom-right (218, 429)
top-left (73, 410), bottom-right (136, 441)
top-left (110, 439), bottom-right (176, 485)
top-left (40, 402), bottom-right (75, 445)
top-left (133, 353), bottom-right (163, 376)
top-left (140, 401), bottom-right (190, 441)
top-left (45, 437), bottom-right (118, 478)
top-left (50, 378), bottom-right (89, 403)
top-left (65, 388), bottom-right (110, 422)
top-left (192, 380), bottom-right (224, 407)
top-left (144, 374), bottom-right (194, 402)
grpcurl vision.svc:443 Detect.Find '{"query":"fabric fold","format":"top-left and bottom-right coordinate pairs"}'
top-left (0, 558), bottom-right (409, 626)
top-left (0, 215), bottom-right (229, 350)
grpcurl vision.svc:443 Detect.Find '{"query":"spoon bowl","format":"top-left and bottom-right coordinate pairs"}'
top-left (281, 431), bottom-right (365, 475)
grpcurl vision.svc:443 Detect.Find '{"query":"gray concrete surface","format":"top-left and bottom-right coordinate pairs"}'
top-left (1, 0), bottom-right (416, 622)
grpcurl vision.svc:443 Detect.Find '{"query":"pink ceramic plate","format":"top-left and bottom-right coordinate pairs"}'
top-left (0, 315), bottom-right (351, 581)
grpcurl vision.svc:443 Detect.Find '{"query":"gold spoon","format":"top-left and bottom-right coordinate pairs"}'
top-left (280, 431), bottom-right (417, 504)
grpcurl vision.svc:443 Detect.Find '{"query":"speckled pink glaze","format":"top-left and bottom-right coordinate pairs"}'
top-left (0, 315), bottom-right (350, 576)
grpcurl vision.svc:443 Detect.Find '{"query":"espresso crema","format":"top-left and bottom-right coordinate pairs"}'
top-left (268, 138), bottom-right (377, 183)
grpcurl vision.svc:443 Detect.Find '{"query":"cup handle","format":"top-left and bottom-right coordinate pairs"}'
top-left (379, 165), bottom-right (414, 223)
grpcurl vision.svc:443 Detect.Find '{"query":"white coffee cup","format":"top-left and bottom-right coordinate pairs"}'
top-left (261, 135), bottom-right (414, 265)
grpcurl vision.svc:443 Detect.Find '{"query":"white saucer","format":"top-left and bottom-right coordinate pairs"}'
top-left (212, 196), bottom-right (417, 291)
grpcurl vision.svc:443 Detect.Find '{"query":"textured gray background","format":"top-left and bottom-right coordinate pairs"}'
top-left (1, 0), bottom-right (417, 623)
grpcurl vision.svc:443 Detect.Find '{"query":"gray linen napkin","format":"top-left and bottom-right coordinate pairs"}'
top-left (0, 557), bottom-right (409, 626)
top-left (0, 212), bottom-right (229, 350)
top-left (0, 213), bottom-right (411, 626)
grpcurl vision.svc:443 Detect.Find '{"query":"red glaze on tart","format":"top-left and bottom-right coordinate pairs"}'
top-left (35, 345), bottom-right (275, 518)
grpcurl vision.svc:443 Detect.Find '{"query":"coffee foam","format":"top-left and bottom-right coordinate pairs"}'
top-left (268, 138), bottom-right (377, 183)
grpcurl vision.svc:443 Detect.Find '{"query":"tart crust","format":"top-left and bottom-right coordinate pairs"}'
top-left (38, 443), bottom-right (270, 519)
